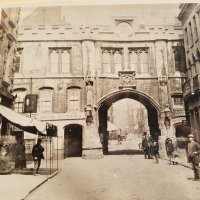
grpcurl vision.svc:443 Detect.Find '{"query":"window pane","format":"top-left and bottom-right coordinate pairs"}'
top-left (130, 51), bottom-right (138, 71)
top-left (61, 50), bottom-right (70, 73)
top-left (102, 51), bottom-right (111, 73)
top-left (114, 51), bottom-right (122, 73)
top-left (140, 50), bottom-right (149, 73)
top-left (68, 88), bottom-right (80, 111)
top-left (40, 89), bottom-right (52, 112)
top-left (50, 50), bottom-right (59, 74)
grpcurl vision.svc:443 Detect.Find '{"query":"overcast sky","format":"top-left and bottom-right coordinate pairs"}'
top-left (19, 4), bottom-right (181, 26)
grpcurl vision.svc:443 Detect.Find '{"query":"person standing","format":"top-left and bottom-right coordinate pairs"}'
top-left (32, 138), bottom-right (44, 175)
top-left (152, 141), bottom-right (159, 164)
top-left (187, 134), bottom-right (200, 181)
top-left (166, 138), bottom-right (176, 165)
top-left (141, 132), bottom-right (151, 159)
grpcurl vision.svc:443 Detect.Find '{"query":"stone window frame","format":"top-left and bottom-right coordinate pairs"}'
top-left (13, 88), bottom-right (27, 113)
top-left (48, 47), bottom-right (71, 75)
top-left (14, 48), bottom-right (23, 73)
top-left (128, 47), bottom-right (150, 74)
top-left (39, 87), bottom-right (53, 113)
top-left (171, 94), bottom-right (184, 109)
top-left (172, 46), bottom-right (186, 73)
top-left (67, 87), bottom-right (81, 112)
top-left (101, 48), bottom-right (123, 75)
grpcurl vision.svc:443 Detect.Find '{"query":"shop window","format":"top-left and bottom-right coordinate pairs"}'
top-left (13, 89), bottom-right (27, 113)
top-left (67, 88), bottom-right (80, 112)
top-left (39, 89), bottom-right (53, 112)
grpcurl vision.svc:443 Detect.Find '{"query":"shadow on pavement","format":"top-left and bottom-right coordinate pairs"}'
top-left (107, 149), bottom-right (143, 155)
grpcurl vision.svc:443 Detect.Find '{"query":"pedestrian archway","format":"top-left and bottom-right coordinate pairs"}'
top-left (97, 89), bottom-right (160, 154)
top-left (64, 124), bottom-right (83, 157)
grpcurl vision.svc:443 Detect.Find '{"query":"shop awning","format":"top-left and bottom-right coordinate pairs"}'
top-left (0, 104), bottom-right (49, 136)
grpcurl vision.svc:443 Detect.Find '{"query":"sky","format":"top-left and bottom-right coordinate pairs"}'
top-left (18, 4), bottom-right (182, 27)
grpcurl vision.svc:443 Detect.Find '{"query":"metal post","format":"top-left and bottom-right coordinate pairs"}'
top-left (57, 136), bottom-right (58, 170)
top-left (50, 137), bottom-right (51, 174)
top-left (46, 135), bottom-right (47, 175)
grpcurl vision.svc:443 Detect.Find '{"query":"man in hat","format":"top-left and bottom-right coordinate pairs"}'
top-left (32, 138), bottom-right (44, 175)
top-left (187, 134), bottom-right (200, 181)
top-left (141, 132), bottom-right (151, 159)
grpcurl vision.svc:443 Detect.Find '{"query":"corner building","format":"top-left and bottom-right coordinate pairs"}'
top-left (0, 7), bottom-right (20, 136)
top-left (178, 3), bottom-right (200, 142)
top-left (14, 5), bottom-right (187, 158)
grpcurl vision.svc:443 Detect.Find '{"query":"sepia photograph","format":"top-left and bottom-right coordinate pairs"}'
top-left (0, 0), bottom-right (200, 199)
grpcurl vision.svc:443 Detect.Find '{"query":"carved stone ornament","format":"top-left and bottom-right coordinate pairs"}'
top-left (118, 71), bottom-right (136, 89)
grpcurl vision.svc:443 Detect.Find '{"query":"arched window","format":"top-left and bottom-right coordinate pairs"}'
top-left (13, 89), bottom-right (27, 113)
top-left (67, 87), bottom-right (80, 112)
top-left (39, 88), bottom-right (53, 112)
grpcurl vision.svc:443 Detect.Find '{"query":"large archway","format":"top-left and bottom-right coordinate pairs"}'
top-left (97, 89), bottom-right (160, 154)
top-left (64, 124), bottom-right (83, 157)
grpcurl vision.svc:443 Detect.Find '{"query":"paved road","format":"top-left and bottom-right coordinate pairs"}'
top-left (25, 135), bottom-right (200, 200)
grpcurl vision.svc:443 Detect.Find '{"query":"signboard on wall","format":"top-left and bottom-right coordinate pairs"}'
top-left (24, 94), bottom-right (38, 113)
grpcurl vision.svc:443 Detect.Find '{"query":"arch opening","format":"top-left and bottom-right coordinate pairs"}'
top-left (97, 90), bottom-right (160, 155)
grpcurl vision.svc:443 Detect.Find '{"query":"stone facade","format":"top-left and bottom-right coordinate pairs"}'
top-left (13, 6), bottom-right (187, 158)
top-left (178, 3), bottom-right (200, 142)
top-left (0, 7), bottom-right (20, 135)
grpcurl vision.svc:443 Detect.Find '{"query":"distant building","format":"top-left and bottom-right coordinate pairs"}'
top-left (178, 3), bottom-right (200, 142)
top-left (0, 7), bottom-right (20, 136)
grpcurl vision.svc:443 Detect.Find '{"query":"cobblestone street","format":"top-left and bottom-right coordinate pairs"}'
top-left (25, 135), bottom-right (200, 200)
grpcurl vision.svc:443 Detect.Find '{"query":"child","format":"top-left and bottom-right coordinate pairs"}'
top-left (152, 141), bottom-right (159, 164)
top-left (166, 139), bottom-right (176, 164)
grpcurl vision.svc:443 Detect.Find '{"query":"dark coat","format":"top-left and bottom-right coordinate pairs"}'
top-left (152, 143), bottom-right (159, 155)
top-left (187, 141), bottom-right (200, 164)
top-left (142, 136), bottom-right (148, 149)
top-left (32, 144), bottom-right (44, 160)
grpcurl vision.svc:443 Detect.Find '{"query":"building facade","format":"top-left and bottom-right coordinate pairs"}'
top-left (0, 7), bottom-right (20, 136)
top-left (178, 3), bottom-right (200, 142)
top-left (14, 6), bottom-right (187, 158)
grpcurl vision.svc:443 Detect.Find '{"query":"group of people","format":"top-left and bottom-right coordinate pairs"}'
top-left (141, 132), bottom-right (159, 164)
top-left (141, 132), bottom-right (200, 181)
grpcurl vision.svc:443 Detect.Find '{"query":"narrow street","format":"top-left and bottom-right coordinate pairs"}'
top-left (25, 135), bottom-right (200, 200)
